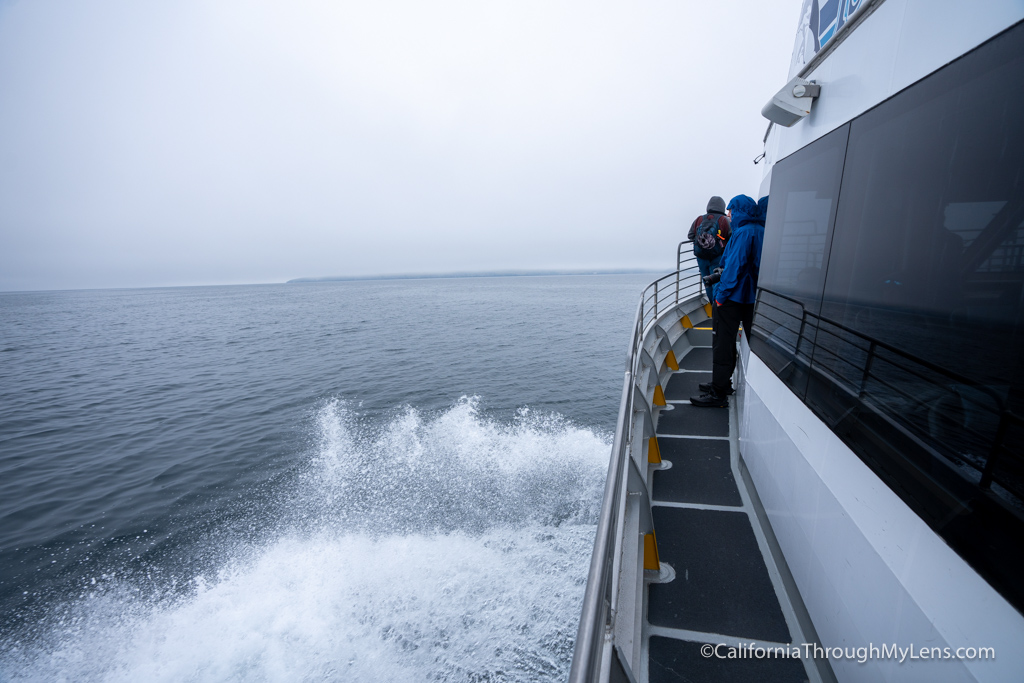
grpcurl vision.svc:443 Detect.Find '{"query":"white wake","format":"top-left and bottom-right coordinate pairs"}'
top-left (1, 397), bottom-right (609, 682)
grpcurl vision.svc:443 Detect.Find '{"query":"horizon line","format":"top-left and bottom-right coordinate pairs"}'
top-left (286, 268), bottom-right (663, 284)
top-left (0, 268), bottom-right (669, 294)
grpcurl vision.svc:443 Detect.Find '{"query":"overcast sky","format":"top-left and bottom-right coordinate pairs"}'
top-left (0, 0), bottom-right (798, 291)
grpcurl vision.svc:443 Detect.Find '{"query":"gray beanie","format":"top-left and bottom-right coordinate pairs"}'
top-left (707, 196), bottom-right (726, 214)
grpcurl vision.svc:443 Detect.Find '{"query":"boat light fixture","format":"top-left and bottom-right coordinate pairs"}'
top-left (761, 77), bottom-right (821, 127)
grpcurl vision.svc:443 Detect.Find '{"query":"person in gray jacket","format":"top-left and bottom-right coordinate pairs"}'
top-left (688, 196), bottom-right (732, 303)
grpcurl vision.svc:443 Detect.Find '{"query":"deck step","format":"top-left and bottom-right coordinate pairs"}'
top-left (648, 506), bottom-right (791, 643)
top-left (656, 404), bottom-right (729, 437)
top-left (652, 438), bottom-right (740, 507)
top-left (664, 372), bottom-right (712, 401)
top-left (678, 347), bottom-right (714, 370)
top-left (649, 637), bottom-right (809, 683)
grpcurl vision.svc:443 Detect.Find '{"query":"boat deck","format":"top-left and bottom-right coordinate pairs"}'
top-left (642, 327), bottom-right (832, 683)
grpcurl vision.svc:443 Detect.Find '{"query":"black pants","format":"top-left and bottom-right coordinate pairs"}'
top-left (712, 300), bottom-right (754, 394)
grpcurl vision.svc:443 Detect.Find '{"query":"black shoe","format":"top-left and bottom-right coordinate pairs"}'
top-left (690, 391), bottom-right (728, 408)
top-left (698, 382), bottom-right (734, 396)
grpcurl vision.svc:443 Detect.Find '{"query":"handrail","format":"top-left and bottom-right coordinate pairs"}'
top-left (569, 241), bottom-right (701, 683)
top-left (677, 240), bottom-right (692, 273)
top-left (754, 287), bottom-right (1006, 410)
top-left (568, 367), bottom-right (633, 682)
top-left (753, 286), bottom-right (1018, 487)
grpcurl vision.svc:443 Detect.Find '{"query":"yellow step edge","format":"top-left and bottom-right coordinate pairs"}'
top-left (680, 315), bottom-right (693, 329)
top-left (644, 531), bottom-right (661, 571)
top-left (648, 436), bottom-right (661, 464)
top-left (665, 349), bottom-right (679, 372)
top-left (653, 384), bottom-right (667, 406)
top-left (704, 302), bottom-right (713, 317)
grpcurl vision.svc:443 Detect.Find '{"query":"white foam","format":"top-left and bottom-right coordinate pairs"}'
top-left (2, 398), bottom-right (609, 682)
top-left (307, 397), bottom-right (608, 533)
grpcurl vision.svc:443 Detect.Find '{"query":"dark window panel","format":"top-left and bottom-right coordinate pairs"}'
top-left (758, 124), bottom-right (849, 317)
top-left (751, 20), bottom-right (1024, 612)
top-left (753, 125), bottom-right (849, 399)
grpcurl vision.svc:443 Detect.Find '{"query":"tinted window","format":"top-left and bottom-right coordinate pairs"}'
top-left (751, 20), bottom-right (1024, 611)
top-left (751, 125), bottom-right (849, 398)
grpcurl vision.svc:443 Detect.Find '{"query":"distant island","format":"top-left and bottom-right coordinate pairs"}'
top-left (286, 269), bottom-right (661, 284)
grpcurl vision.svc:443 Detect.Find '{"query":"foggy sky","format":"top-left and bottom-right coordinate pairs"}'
top-left (0, 0), bottom-right (797, 291)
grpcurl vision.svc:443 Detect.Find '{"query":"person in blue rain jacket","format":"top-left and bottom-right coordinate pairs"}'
top-left (691, 194), bottom-right (767, 407)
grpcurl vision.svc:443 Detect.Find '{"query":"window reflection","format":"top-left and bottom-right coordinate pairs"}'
top-left (751, 20), bottom-right (1024, 612)
top-left (752, 125), bottom-right (849, 399)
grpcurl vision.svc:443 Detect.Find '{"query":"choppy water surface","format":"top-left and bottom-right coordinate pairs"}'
top-left (0, 274), bottom-right (653, 682)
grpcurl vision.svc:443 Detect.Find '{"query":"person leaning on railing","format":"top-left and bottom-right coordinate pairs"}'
top-left (690, 194), bottom-right (768, 408)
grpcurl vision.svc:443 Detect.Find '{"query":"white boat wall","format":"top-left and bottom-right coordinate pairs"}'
top-left (571, 2), bottom-right (1024, 682)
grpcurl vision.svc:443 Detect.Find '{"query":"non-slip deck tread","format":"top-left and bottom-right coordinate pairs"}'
top-left (681, 328), bottom-right (713, 348)
top-left (648, 637), bottom-right (809, 683)
top-left (678, 347), bottom-right (714, 369)
top-left (648, 507), bottom-right (791, 644)
top-left (664, 372), bottom-right (713, 401)
top-left (656, 404), bottom-right (729, 437)
top-left (652, 438), bottom-right (740, 506)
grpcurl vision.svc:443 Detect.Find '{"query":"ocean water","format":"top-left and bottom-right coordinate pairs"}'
top-left (0, 273), bottom-right (654, 682)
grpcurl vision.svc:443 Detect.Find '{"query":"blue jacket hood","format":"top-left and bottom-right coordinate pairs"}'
top-left (714, 195), bottom-right (769, 305)
top-left (727, 194), bottom-right (767, 228)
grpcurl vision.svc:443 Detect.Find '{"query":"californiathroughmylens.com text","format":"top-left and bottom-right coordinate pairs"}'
top-left (699, 643), bottom-right (996, 664)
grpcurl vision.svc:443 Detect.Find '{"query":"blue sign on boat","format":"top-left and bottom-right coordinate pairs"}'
top-left (789, 0), bottom-right (871, 77)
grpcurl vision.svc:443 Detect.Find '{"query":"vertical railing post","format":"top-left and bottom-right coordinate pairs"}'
top-left (796, 307), bottom-right (808, 358)
top-left (654, 281), bottom-right (659, 318)
top-left (859, 341), bottom-right (877, 399)
top-left (978, 411), bottom-right (1015, 490)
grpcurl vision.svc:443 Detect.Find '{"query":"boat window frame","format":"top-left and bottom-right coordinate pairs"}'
top-left (750, 18), bottom-right (1024, 614)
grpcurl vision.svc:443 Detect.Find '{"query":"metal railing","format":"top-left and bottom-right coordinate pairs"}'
top-left (569, 242), bottom-right (701, 683)
top-left (753, 287), bottom-right (1020, 492)
top-left (676, 241), bottom-right (693, 273)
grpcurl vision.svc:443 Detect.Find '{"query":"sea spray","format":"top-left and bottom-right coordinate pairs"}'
top-left (306, 397), bottom-right (607, 534)
top-left (1, 397), bottom-right (609, 682)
